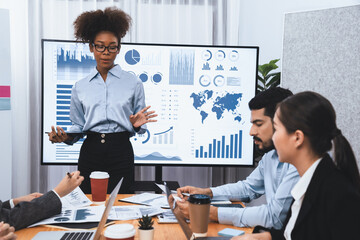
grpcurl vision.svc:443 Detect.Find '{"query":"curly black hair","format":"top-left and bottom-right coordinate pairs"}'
top-left (73, 7), bottom-right (131, 45)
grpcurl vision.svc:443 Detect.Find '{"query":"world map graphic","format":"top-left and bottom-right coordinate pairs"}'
top-left (190, 90), bottom-right (243, 124)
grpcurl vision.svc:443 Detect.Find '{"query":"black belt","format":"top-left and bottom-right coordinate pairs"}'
top-left (85, 131), bottom-right (130, 143)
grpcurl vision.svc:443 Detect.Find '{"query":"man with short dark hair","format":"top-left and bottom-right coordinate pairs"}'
top-left (177, 87), bottom-right (298, 229)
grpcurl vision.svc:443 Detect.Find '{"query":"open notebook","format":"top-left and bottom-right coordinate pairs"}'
top-left (32, 178), bottom-right (123, 240)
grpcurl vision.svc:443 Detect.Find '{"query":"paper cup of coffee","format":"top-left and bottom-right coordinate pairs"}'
top-left (188, 194), bottom-right (211, 238)
top-left (104, 224), bottom-right (136, 240)
top-left (90, 171), bottom-right (109, 204)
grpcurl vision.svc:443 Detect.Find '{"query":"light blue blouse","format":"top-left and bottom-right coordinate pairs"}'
top-left (211, 150), bottom-right (299, 229)
top-left (67, 64), bottom-right (146, 143)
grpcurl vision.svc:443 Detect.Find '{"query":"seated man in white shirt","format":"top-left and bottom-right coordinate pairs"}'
top-left (177, 87), bottom-right (299, 229)
top-left (0, 171), bottom-right (83, 230)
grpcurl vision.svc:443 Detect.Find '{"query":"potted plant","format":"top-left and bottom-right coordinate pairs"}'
top-left (257, 59), bottom-right (281, 93)
top-left (138, 214), bottom-right (154, 240)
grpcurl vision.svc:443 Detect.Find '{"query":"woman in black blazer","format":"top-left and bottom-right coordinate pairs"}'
top-left (232, 91), bottom-right (360, 240)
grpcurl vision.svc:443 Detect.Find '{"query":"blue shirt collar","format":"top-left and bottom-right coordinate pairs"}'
top-left (87, 64), bottom-right (122, 82)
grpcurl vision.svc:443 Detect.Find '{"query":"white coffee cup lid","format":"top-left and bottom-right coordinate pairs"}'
top-left (104, 224), bottom-right (136, 238)
top-left (89, 171), bottom-right (109, 179)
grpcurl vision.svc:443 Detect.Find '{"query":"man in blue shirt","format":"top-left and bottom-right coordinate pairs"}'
top-left (177, 87), bottom-right (299, 229)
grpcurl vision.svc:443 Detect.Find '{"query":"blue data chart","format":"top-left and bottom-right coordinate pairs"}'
top-left (215, 65), bottom-right (224, 71)
top-left (229, 50), bottom-right (239, 61)
top-left (151, 73), bottom-right (163, 84)
top-left (153, 127), bottom-right (174, 144)
top-left (202, 50), bottom-right (212, 61)
top-left (57, 47), bottom-right (96, 81)
top-left (133, 129), bottom-right (150, 144)
top-left (215, 50), bottom-right (226, 61)
top-left (202, 62), bottom-right (210, 70)
top-left (199, 75), bottom-right (211, 87)
top-left (141, 52), bottom-right (161, 65)
top-left (56, 84), bottom-right (72, 127)
top-left (213, 75), bottom-right (225, 87)
top-left (195, 130), bottom-right (243, 159)
top-left (75, 209), bottom-right (96, 221)
top-left (135, 152), bottom-right (181, 161)
top-left (169, 49), bottom-right (195, 85)
top-left (139, 72), bottom-right (149, 82)
top-left (125, 49), bottom-right (140, 65)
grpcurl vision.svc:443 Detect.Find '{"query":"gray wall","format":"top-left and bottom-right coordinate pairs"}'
top-left (282, 5), bottom-right (360, 168)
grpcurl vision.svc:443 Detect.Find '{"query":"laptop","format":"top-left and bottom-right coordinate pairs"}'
top-left (164, 182), bottom-right (232, 240)
top-left (32, 178), bottom-right (123, 240)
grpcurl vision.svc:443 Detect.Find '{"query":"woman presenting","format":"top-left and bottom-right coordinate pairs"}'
top-left (48, 7), bottom-right (157, 194)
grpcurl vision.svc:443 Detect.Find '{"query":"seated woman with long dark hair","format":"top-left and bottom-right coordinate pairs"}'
top-left (231, 91), bottom-right (360, 240)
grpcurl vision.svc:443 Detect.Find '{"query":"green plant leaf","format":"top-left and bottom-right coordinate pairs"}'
top-left (266, 73), bottom-right (281, 88)
top-left (257, 85), bottom-right (265, 91)
top-left (257, 59), bottom-right (281, 91)
top-left (138, 214), bottom-right (154, 229)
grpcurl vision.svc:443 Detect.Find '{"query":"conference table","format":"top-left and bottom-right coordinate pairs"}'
top-left (15, 194), bottom-right (253, 239)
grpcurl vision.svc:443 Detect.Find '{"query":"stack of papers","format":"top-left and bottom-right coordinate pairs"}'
top-left (28, 188), bottom-right (166, 228)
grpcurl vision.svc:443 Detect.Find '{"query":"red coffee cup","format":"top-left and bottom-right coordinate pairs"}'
top-left (104, 224), bottom-right (136, 240)
top-left (90, 171), bottom-right (109, 204)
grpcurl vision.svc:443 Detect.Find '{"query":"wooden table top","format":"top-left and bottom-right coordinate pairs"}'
top-left (15, 194), bottom-right (252, 239)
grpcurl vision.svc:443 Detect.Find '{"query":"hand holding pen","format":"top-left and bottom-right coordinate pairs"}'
top-left (54, 171), bottom-right (84, 198)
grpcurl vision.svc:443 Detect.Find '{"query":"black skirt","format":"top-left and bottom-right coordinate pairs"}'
top-left (77, 131), bottom-right (134, 194)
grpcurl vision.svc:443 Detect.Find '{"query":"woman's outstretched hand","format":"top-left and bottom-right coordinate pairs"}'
top-left (130, 106), bottom-right (157, 128)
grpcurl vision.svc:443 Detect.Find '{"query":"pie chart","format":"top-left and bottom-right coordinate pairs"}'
top-left (125, 49), bottom-right (140, 65)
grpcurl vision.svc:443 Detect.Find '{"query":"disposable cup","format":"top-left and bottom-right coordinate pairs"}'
top-left (188, 194), bottom-right (211, 238)
top-left (104, 224), bottom-right (136, 240)
top-left (90, 171), bottom-right (109, 204)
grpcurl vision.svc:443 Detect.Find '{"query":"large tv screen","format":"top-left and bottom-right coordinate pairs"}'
top-left (42, 40), bottom-right (258, 166)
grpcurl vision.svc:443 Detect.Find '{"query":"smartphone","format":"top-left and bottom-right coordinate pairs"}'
top-left (218, 228), bottom-right (245, 237)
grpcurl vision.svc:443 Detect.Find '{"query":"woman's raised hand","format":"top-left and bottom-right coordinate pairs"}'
top-left (129, 106), bottom-right (157, 128)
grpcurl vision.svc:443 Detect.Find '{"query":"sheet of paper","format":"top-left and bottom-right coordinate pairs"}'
top-left (28, 205), bottom-right (105, 228)
top-left (109, 205), bottom-right (166, 220)
top-left (61, 187), bottom-right (92, 209)
top-left (119, 193), bottom-right (169, 208)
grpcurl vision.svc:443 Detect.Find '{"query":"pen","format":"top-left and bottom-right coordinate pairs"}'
top-left (171, 190), bottom-right (190, 196)
top-left (45, 132), bottom-right (65, 137)
top-left (67, 172), bottom-right (72, 179)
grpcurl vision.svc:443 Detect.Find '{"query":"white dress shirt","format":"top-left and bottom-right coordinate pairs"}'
top-left (284, 158), bottom-right (322, 240)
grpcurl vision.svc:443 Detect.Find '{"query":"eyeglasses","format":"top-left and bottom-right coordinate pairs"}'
top-left (92, 44), bottom-right (119, 53)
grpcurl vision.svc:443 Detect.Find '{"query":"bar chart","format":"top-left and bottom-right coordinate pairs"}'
top-left (56, 84), bottom-right (73, 130)
top-left (55, 84), bottom-right (83, 161)
top-left (152, 127), bottom-right (174, 144)
top-left (195, 130), bottom-right (242, 159)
